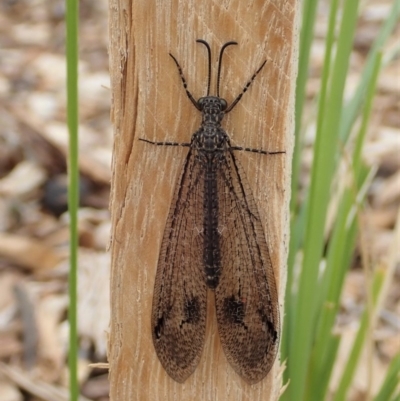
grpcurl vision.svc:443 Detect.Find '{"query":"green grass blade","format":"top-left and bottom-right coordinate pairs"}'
top-left (306, 190), bottom-right (359, 399)
top-left (290, 0), bottom-right (319, 216)
top-left (340, 0), bottom-right (400, 141)
top-left (66, 0), bottom-right (79, 399)
top-left (314, 0), bottom-right (339, 152)
top-left (281, 0), bottom-right (319, 385)
top-left (282, 198), bottom-right (307, 362)
top-left (333, 269), bottom-right (385, 401)
top-left (305, 165), bottom-right (375, 398)
top-left (288, 1), bottom-right (360, 399)
top-left (307, 49), bottom-right (382, 401)
top-left (352, 51), bottom-right (383, 177)
top-left (373, 354), bottom-right (400, 401)
top-left (306, 334), bottom-right (341, 401)
top-left (283, 0), bottom-right (338, 386)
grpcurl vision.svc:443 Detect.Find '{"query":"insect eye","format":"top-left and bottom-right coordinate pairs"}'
top-left (220, 99), bottom-right (227, 111)
top-left (198, 97), bottom-right (205, 109)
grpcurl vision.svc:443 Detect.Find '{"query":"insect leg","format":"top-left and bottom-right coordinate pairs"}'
top-left (225, 60), bottom-right (267, 113)
top-left (139, 138), bottom-right (191, 147)
top-left (230, 146), bottom-right (285, 156)
top-left (169, 53), bottom-right (201, 110)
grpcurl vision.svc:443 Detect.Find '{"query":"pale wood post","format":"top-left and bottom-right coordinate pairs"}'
top-left (108, 0), bottom-right (298, 399)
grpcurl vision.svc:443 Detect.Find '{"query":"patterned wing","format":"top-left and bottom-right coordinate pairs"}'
top-left (151, 148), bottom-right (208, 382)
top-left (215, 149), bottom-right (280, 384)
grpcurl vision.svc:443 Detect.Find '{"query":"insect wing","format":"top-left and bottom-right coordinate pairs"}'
top-left (151, 149), bottom-right (208, 382)
top-left (215, 150), bottom-right (280, 384)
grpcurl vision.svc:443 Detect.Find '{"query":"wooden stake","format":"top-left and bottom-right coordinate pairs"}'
top-left (108, 0), bottom-right (298, 399)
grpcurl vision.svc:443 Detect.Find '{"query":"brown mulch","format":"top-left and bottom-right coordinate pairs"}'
top-left (0, 1), bottom-right (398, 400)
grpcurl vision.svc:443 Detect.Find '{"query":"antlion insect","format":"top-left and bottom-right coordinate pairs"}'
top-left (140, 39), bottom-right (284, 384)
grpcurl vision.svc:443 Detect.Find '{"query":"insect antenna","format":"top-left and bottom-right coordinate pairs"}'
top-left (217, 41), bottom-right (238, 97)
top-left (196, 39), bottom-right (212, 96)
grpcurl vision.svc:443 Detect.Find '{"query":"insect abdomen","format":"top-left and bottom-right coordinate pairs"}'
top-left (203, 160), bottom-right (221, 289)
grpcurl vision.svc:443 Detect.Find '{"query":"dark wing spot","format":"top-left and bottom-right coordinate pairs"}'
top-left (268, 321), bottom-right (278, 343)
top-left (154, 315), bottom-right (165, 339)
top-left (223, 295), bottom-right (246, 324)
top-left (259, 310), bottom-right (278, 343)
